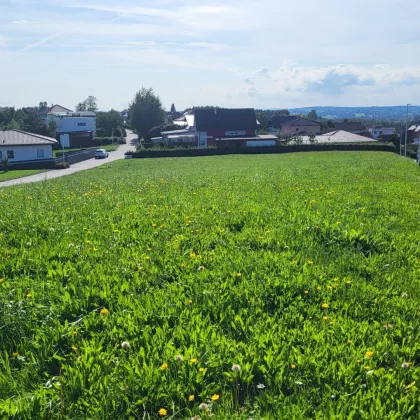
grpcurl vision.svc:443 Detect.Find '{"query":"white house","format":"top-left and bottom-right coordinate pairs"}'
top-left (40, 104), bottom-right (96, 147)
top-left (297, 130), bottom-right (377, 144)
top-left (368, 127), bottom-right (396, 139)
top-left (0, 130), bottom-right (58, 162)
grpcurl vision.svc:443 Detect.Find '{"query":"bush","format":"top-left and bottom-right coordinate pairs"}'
top-left (127, 142), bottom-right (396, 159)
top-left (55, 162), bottom-right (70, 169)
top-left (93, 137), bottom-right (126, 146)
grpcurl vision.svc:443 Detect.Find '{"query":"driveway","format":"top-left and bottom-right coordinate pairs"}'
top-left (0, 131), bottom-right (137, 188)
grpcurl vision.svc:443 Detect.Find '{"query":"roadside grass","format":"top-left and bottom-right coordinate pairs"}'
top-left (0, 152), bottom-right (419, 419)
top-left (0, 169), bottom-right (46, 183)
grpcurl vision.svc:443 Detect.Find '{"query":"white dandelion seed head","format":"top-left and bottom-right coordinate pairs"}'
top-left (49, 228), bottom-right (55, 232)
top-left (402, 293), bottom-right (409, 299)
top-left (231, 364), bottom-right (241, 372)
top-left (401, 362), bottom-right (410, 369)
top-left (175, 355), bottom-right (183, 362)
top-left (257, 383), bottom-right (265, 389)
top-left (199, 403), bottom-right (208, 411)
top-left (121, 341), bottom-right (130, 350)
top-left (198, 266), bottom-right (205, 271)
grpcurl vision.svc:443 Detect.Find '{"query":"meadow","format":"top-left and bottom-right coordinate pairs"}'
top-left (0, 151), bottom-right (419, 419)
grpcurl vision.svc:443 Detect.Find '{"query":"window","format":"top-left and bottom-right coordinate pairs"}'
top-left (7, 150), bottom-right (14, 159)
top-left (37, 149), bottom-right (44, 158)
top-left (296, 128), bottom-right (299, 131)
top-left (0, 151), bottom-right (2, 159)
top-left (78, 122), bottom-right (86, 127)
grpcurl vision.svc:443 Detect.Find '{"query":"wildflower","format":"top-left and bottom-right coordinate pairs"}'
top-left (316, 286), bottom-right (321, 291)
top-left (365, 351), bottom-right (374, 359)
top-left (145, 256), bottom-right (150, 260)
top-left (0, 278), bottom-right (3, 283)
top-left (199, 403), bottom-right (208, 411)
top-left (363, 366), bottom-right (370, 371)
top-left (25, 293), bottom-right (32, 298)
top-left (211, 394), bottom-right (220, 401)
top-left (236, 272), bottom-right (241, 277)
top-left (366, 370), bottom-right (375, 375)
top-left (231, 364), bottom-right (241, 372)
top-left (329, 321), bottom-right (334, 326)
top-left (100, 308), bottom-right (109, 316)
top-left (72, 331), bottom-right (78, 336)
top-left (327, 285), bottom-right (333, 291)
top-left (188, 300), bottom-right (193, 304)
top-left (72, 346), bottom-right (77, 351)
top-left (161, 363), bottom-right (168, 370)
top-left (257, 383), bottom-right (265, 389)
top-left (113, 230), bottom-right (119, 233)
top-left (291, 260), bottom-right (297, 265)
top-left (295, 381), bottom-right (303, 386)
top-left (383, 324), bottom-right (393, 329)
top-left (189, 358), bottom-right (198, 364)
top-left (175, 355), bottom-right (183, 362)
top-left (190, 253), bottom-right (196, 259)
top-left (49, 227), bottom-right (55, 232)
top-left (158, 408), bottom-right (167, 416)
top-left (138, 266), bottom-right (143, 271)
top-left (307, 260), bottom-right (313, 265)
top-left (198, 266), bottom-right (205, 271)
top-left (304, 290), bottom-right (309, 294)
top-left (401, 362), bottom-right (411, 369)
top-left (321, 303), bottom-right (329, 309)
top-left (188, 395), bottom-right (195, 401)
top-left (121, 341), bottom-right (130, 350)
top-left (291, 364), bottom-right (296, 369)
top-left (12, 352), bottom-right (19, 357)
top-left (402, 293), bottom-right (409, 299)
top-left (199, 368), bottom-right (205, 373)
top-left (323, 316), bottom-right (329, 320)
top-left (345, 280), bottom-right (351, 285)
top-left (347, 340), bottom-right (352, 345)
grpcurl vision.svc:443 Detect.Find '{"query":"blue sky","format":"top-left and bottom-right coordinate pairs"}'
top-left (1, 0), bottom-right (420, 111)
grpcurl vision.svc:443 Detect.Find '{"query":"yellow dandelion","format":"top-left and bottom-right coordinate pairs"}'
top-left (12, 352), bottom-right (19, 357)
top-left (72, 345), bottom-right (77, 351)
top-left (100, 308), bottom-right (109, 316)
top-left (72, 331), bottom-right (78, 336)
top-left (304, 290), bottom-right (309, 294)
top-left (145, 256), bottom-right (150, 260)
top-left (158, 408), bottom-right (167, 416)
top-left (161, 363), bottom-right (168, 370)
top-left (323, 316), bottom-right (329, 320)
top-left (291, 364), bottom-right (296, 369)
top-left (188, 395), bottom-right (195, 401)
top-left (307, 260), bottom-right (313, 265)
top-left (25, 293), bottom-right (32, 298)
top-left (316, 286), bottom-right (321, 291)
top-left (0, 278), bottom-right (4, 283)
top-left (211, 394), bottom-right (220, 401)
top-left (364, 366), bottom-right (370, 371)
top-left (327, 286), bottom-right (333, 290)
top-left (365, 351), bottom-right (374, 359)
top-left (190, 253), bottom-right (196, 259)
top-left (347, 340), bottom-right (352, 344)
top-left (189, 358), bottom-right (198, 364)
top-left (113, 230), bottom-right (119, 233)
top-left (321, 303), bottom-right (329, 309)
top-left (236, 272), bottom-right (241, 277)
top-left (188, 299), bottom-right (193, 304)
top-left (199, 367), bottom-right (205, 372)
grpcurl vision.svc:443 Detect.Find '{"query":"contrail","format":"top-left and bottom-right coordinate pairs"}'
top-left (20, 32), bottom-right (62, 52)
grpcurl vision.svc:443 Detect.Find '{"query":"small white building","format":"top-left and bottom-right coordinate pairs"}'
top-left (368, 127), bottom-right (396, 139)
top-left (0, 130), bottom-right (58, 162)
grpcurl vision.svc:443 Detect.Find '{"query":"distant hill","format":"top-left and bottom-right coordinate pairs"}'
top-left (282, 106), bottom-right (420, 120)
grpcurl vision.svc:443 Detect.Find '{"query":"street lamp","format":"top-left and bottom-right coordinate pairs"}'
top-left (405, 104), bottom-right (411, 157)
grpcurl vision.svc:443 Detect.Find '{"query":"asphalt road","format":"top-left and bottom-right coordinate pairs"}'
top-left (0, 131), bottom-right (138, 188)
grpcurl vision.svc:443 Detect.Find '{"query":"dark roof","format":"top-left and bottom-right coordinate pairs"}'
top-left (283, 117), bottom-right (320, 127)
top-left (39, 104), bottom-right (74, 115)
top-left (333, 121), bottom-right (366, 131)
top-left (194, 108), bottom-right (258, 131)
top-left (269, 116), bottom-right (299, 128)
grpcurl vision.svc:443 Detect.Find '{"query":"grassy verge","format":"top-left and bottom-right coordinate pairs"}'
top-left (0, 152), bottom-right (419, 419)
top-left (0, 169), bottom-right (46, 182)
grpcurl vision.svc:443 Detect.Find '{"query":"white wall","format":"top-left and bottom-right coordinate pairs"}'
top-left (45, 115), bottom-right (96, 134)
top-left (0, 145), bottom-right (53, 162)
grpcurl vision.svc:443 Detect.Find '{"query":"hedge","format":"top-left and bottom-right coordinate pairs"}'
top-left (0, 159), bottom-right (57, 170)
top-left (126, 142), bottom-right (396, 158)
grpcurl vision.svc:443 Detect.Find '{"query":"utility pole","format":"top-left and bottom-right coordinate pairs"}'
top-left (400, 121), bottom-right (403, 155)
top-left (405, 104), bottom-right (411, 157)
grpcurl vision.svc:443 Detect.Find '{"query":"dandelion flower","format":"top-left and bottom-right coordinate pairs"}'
top-left (199, 403), bottom-right (208, 411)
top-left (100, 308), bottom-right (109, 316)
top-left (189, 358), bottom-right (198, 364)
top-left (236, 272), bottom-right (241, 277)
top-left (188, 299), bottom-right (193, 304)
top-left (307, 260), bottom-right (313, 265)
top-left (158, 408), bottom-right (167, 416)
top-left (316, 286), bottom-right (321, 291)
top-left (188, 395), bottom-right (195, 401)
top-left (12, 352), bottom-right (19, 357)
top-left (231, 364), bottom-right (241, 372)
top-left (121, 341), bottom-right (130, 350)
top-left (321, 303), bottom-right (329, 309)
top-left (161, 363), bottom-right (168, 370)
top-left (304, 290), bottom-right (309, 294)
top-left (145, 256), bottom-right (150, 260)
top-left (72, 346), bottom-right (77, 351)
top-left (365, 351), bottom-right (374, 359)
top-left (138, 266), bottom-right (143, 271)
top-left (72, 331), bottom-right (78, 336)
top-left (291, 364), bottom-right (296, 369)
top-left (401, 362), bottom-right (411, 369)
top-left (0, 278), bottom-right (4, 283)
top-left (199, 367), bottom-right (205, 373)
top-left (347, 340), bottom-right (352, 345)
top-left (211, 394), bottom-right (219, 401)
top-left (175, 355), bottom-right (183, 362)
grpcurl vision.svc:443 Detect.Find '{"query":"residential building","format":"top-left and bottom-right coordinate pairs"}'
top-left (268, 116), bottom-right (321, 135)
top-left (333, 121), bottom-right (366, 134)
top-left (0, 130), bottom-right (58, 162)
top-left (160, 108), bottom-right (277, 148)
top-left (408, 125), bottom-right (420, 143)
top-left (298, 130), bottom-right (378, 144)
top-left (368, 126), bottom-right (396, 139)
top-left (40, 104), bottom-right (96, 147)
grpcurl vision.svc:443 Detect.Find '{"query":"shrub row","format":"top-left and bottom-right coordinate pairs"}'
top-left (127, 142), bottom-right (396, 158)
top-left (0, 159), bottom-right (57, 170)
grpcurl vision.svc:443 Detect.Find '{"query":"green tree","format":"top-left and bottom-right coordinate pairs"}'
top-left (129, 88), bottom-right (165, 139)
top-left (76, 96), bottom-right (98, 112)
top-left (47, 120), bottom-right (57, 138)
top-left (255, 111), bottom-right (269, 131)
top-left (273, 109), bottom-right (290, 117)
top-left (38, 102), bottom-right (49, 111)
top-left (307, 109), bottom-right (318, 120)
top-left (96, 110), bottom-right (124, 137)
top-left (6, 119), bottom-right (22, 130)
top-left (0, 107), bottom-right (15, 128)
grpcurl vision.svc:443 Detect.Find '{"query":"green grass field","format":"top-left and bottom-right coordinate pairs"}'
top-left (0, 152), bottom-right (419, 419)
top-left (0, 169), bottom-right (46, 183)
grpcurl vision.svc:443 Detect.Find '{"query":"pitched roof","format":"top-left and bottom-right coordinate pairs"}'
top-left (0, 130), bottom-right (58, 146)
top-left (40, 104), bottom-right (74, 115)
top-left (306, 130), bottom-right (377, 143)
top-left (333, 121), bottom-right (366, 131)
top-left (194, 108), bottom-right (258, 131)
top-left (269, 116), bottom-right (299, 128)
top-left (283, 117), bottom-right (321, 127)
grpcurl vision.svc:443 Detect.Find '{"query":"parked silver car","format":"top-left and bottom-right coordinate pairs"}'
top-left (95, 149), bottom-right (109, 159)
